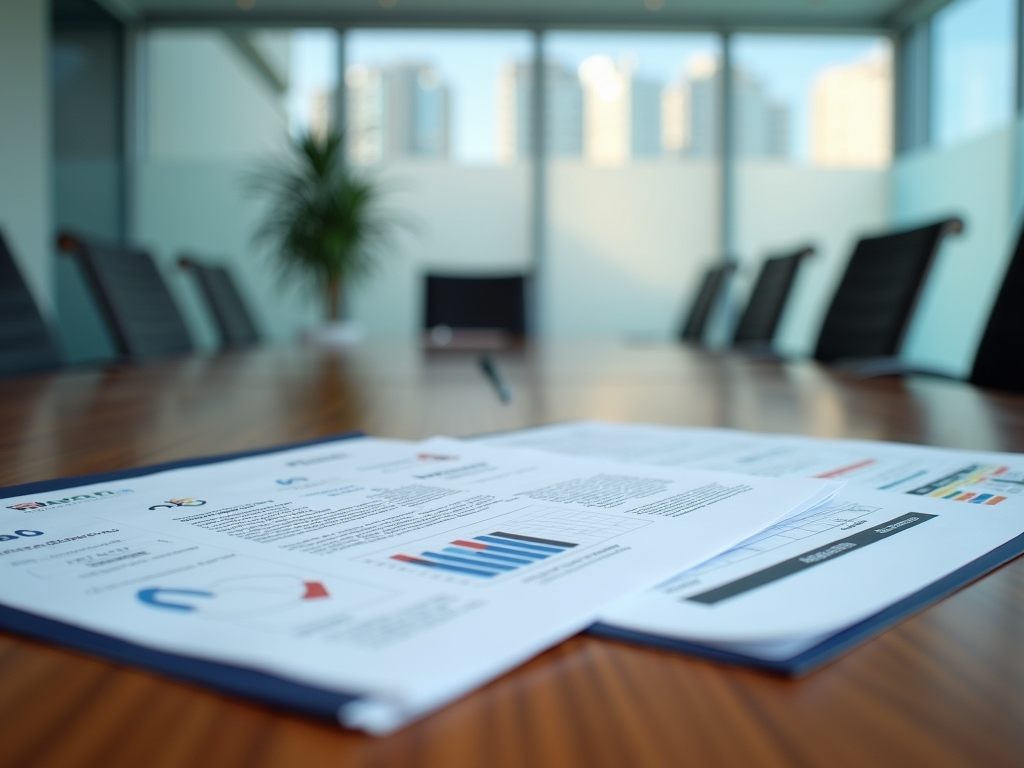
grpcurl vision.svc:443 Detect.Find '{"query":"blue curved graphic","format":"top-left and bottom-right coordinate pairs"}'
top-left (137, 587), bottom-right (214, 612)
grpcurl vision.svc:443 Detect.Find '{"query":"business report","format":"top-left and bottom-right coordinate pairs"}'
top-left (0, 435), bottom-right (834, 732)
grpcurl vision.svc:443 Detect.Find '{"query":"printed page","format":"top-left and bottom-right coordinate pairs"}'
top-left (481, 422), bottom-right (1024, 656)
top-left (596, 485), bottom-right (1024, 646)
top-left (481, 421), bottom-right (1024, 510)
top-left (0, 436), bottom-right (834, 733)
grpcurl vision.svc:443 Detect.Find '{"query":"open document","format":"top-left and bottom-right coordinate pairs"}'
top-left (481, 421), bottom-right (1024, 510)
top-left (480, 422), bottom-right (1024, 669)
top-left (0, 435), bottom-right (835, 733)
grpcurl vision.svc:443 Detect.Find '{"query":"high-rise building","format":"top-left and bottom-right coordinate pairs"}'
top-left (345, 62), bottom-right (450, 163)
top-left (734, 68), bottom-right (789, 158)
top-left (496, 61), bottom-right (583, 164)
top-left (346, 65), bottom-right (385, 164)
top-left (386, 63), bottom-right (450, 158)
top-left (578, 55), bottom-right (660, 166)
top-left (307, 88), bottom-right (332, 142)
top-left (662, 53), bottom-right (719, 157)
top-left (811, 51), bottom-right (892, 168)
top-left (662, 53), bottom-right (790, 159)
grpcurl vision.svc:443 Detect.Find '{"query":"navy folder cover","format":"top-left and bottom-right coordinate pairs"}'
top-left (0, 433), bottom-right (365, 721)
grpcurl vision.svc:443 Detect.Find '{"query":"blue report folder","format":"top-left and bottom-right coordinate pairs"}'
top-left (588, 531), bottom-right (1024, 676)
top-left (0, 433), bottom-right (365, 722)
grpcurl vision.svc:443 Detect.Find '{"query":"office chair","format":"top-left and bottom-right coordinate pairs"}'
top-left (731, 246), bottom-right (815, 353)
top-left (678, 263), bottom-right (737, 344)
top-left (58, 233), bottom-right (194, 362)
top-left (179, 256), bottom-right (260, 349)
top-left (969, 220), bottom-right (1024, 393)
top-left (423, 274), bottom-right (526, 348)
top-left (813, 217), bottom-right (963, 365)
top-left (0, 228), bottom-right (62, 377)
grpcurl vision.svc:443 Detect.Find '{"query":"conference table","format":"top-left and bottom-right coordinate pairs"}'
top-left (1, 339), bottom-right (1023, 767)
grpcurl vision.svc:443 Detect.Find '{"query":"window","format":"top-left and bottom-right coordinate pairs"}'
top-left (341, 30), bottom-right (535, 335)
top-left (345, 30), bottom-right (533, 166)
top-left (732, 35), bottom-right (892, 167)
top-left (543, 32), bottom-right (720, 166)
top-left (541, 32), bottom-right (722, 338)
top-left (932, 0), bottom-right (1015, 147)
top-left (731, 35), bottom-right (893, 355)
top-left (287, 29), bottom-right (339, 139)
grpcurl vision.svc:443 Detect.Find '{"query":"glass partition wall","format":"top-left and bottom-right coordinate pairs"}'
top-left (542, 32), bottom-right (722, 338)
top-left (343, 30), bottom-right (534, 336)
top-left (732, 35), bottom-right (893, 355)
top-left (134, 26), bottom-right (894, 348)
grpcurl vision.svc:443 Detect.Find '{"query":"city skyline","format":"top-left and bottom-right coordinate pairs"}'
top-left (292, 34), bottom-right (891, 168)
top-left (340, 53), bottom-right (801, 166)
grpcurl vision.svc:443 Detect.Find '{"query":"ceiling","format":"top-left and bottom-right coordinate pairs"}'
top-left (99, 0), bottom-right (952, 32)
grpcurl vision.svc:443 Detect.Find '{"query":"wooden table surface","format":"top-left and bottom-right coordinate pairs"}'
top-left (2, 340), bottom-right (1023, 768)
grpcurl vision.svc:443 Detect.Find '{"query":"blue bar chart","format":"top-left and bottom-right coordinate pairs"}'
top-left (392, 531), bottom-right (578, 578)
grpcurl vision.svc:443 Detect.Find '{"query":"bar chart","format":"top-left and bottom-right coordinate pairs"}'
top-left (392, 530), bottom-right (578, 578)
top-left (384, 507), bottom-right (651, 580)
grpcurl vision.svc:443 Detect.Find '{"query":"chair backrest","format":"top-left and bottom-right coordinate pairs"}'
top-left (679, 263), bottom-right (736, 343)
top-left (424, 274), bottom-right (526, 334)
top-left (970, 222), bottom-right (1024, 393)
top-left (58, 233), bottom-right (194, 362)
top-left (180, 256), bottom-right (260, 349)
top-left (813, 218), bottom-right (963, 363)
top-left (732, 246), bottom-right (814, 350)
top-left (0, 229), bottom-right (62, 377)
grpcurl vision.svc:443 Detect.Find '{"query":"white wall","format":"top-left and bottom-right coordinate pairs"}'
top-left (544, 160), bottom-right (719, 338)
top-left (138, 31), bottom-right (300, 349)
top-left (736, 163), bottom-right (890, 356)
top-left (891, 126), bottom-right (1015, 377)
top-left (0, 0), bottom-right (51, 311)
top-left (148, 32), bottom-right (290, 161)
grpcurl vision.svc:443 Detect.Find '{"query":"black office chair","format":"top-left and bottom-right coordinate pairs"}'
top-left (813, 218), bottom-right (963, 365)
top-left (969, 221), bottom-right (1024, 393)
top-left (731, 246), bottom-right (814, 353)
top-left (0, 229), bottom-right (62, 377)
top-left (58, 233), bottom-right (194, 362)
top-left (423, 274), bottom-right (526, 347)
top-left (678, 263), bottom-right (737, 344)
top-left (179, 256), bottom-right (260, 349)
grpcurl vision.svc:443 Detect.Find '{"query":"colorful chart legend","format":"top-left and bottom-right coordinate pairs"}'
top-left (909, 464), bottom-right (1017, 505)
top-left (392, 531), bottom-right (578, 578)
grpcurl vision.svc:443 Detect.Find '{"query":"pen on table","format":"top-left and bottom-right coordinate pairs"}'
top-left (478, 355), bottom-right (512, 403)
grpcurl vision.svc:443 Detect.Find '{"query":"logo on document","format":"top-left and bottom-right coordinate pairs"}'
top-left (5, 489), bottom-right (132, 512)
top-left (147, 497), bottom-right (207, 511)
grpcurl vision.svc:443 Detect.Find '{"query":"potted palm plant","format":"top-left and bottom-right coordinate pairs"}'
top-left (249, 130), bottom-right (401, 342)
